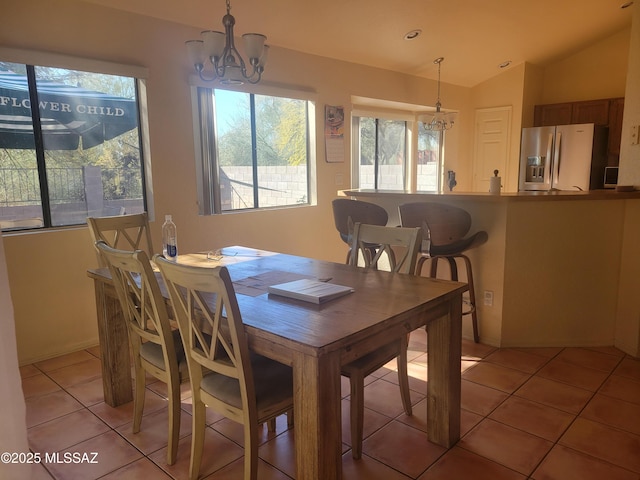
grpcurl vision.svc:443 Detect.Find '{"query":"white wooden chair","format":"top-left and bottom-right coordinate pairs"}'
top-left (95, 241), bottom-right (187, 465)
top-left (344, 222), bottom-right (422, 458)
top-left (155, 256), bottom-right (294, 480)
top-left (87, 212), bottom-right (154, 267)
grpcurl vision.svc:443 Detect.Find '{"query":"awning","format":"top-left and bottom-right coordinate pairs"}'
top-left (0, 71), bottom-right (138, 150)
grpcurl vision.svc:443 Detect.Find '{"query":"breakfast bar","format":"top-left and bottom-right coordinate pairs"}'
top-left (340, 188), bottom-right (640, 356)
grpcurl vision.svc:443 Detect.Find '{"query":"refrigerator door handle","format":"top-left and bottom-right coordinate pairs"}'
top-left (553, 131), bottom-right (562, 188)
top-left (545, 133), bottom-right (554, 184)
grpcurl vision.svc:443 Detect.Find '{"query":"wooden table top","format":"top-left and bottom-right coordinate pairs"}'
top-left (171, 246), bottom-right (466, 355)
top-left (90, 245), bottom-right (467, 356)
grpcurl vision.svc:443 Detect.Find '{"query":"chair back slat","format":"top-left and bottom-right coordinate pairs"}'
top-left (349, 223), bottom-right (422, 274)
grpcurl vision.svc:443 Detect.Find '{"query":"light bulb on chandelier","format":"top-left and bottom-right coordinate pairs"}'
top-left (185, 0), bottom-right (268, 85)
top-left (422, 57), bottom-right (456, 131)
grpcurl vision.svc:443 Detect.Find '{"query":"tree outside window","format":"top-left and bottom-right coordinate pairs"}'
top-left (196, 88), bottom-right (312, 213)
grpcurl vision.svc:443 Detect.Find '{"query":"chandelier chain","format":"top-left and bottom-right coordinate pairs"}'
top-left (437, 58), bottom-right (441, 105)
top-left (423, 56), bottom-right (455, 131)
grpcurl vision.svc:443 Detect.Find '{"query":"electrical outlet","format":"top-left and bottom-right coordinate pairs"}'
top-left (483, 290), bottom-right (494, 306)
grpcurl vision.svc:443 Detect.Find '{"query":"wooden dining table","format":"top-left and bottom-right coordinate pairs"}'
top-left (87, 246), bottom-right (466, 480)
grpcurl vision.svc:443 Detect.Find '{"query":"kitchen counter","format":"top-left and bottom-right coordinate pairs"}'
top-left (339, 188), bottom-right (640, 202)
top-left (338, 188), bottom-right (640, 356)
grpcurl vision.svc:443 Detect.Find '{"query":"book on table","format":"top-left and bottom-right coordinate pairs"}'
top-left (267, 278), bottom-right (354, 304)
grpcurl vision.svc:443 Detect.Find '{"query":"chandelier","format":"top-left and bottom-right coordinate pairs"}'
top-left (185, 0), bottom-right (268, 85)
top-left (422, 57), bottom-right (456, 131)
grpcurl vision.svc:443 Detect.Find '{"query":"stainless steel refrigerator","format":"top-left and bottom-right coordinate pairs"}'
top-left (518, 123), bottom-right (608, 191)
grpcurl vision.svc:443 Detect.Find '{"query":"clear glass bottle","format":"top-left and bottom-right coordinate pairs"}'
top-left (162, 215), bottom-right (178, 261)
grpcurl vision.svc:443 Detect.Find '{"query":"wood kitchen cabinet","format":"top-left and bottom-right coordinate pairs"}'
top-left (534, 97), bottom-right (624, 165)
top-left (571, 99), bottom-right (610, 125)
top-left (534, 103), bottom-right (572, 126)
top-left (608, 97), bottom-right (625, 161)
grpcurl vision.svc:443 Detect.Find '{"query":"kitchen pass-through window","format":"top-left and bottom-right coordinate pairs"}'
top-left (352, 109), bottom-right (444, 192)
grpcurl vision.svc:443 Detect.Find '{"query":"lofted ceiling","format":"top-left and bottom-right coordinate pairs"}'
top-left (80, 0), bottom-right (634, 87)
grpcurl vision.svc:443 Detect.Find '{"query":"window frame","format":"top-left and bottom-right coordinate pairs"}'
top-left (0, 48), bottom-right (153, 231)
top-left (351, 111), bottom-right (413, 191)
top-left (192, 83), bottom-right (317, 215)
top-left (351, 103), bottom-right (445, 193)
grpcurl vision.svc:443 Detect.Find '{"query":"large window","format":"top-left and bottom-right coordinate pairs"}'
top-left (353, 111), bottom-right (443, 192)
top-left (0, 61), bottom-right (147, 231)
top-left (194, 87), bottom-right (313, 213)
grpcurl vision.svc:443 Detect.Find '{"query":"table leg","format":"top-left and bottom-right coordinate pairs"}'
top-left (293, 350), bottom-right (342, 480)
top-left (93, 278), bottom-right (133, 407)
top-left (426, 295), bottom-right (463, 448)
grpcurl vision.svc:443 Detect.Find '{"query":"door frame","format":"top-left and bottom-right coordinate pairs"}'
top-left (472, 106), bottom-right (513, 192)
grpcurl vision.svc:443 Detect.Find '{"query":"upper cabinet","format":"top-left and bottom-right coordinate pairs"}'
top-left (607, 98), bottom-right (625, 158)
top-left (534, 98), bottom-right (624, 165)
top-left (534, 102), bottom-right (572, 126)
top-left (571, 99), bottom-right (610, 126)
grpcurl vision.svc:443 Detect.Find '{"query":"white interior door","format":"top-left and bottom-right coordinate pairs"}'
top-left (472, 107), bottom-right (512, 192)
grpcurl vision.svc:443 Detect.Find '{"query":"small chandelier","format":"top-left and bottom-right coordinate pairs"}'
top-left (185, 0), bottom-right (268, 85)
top-left (422, 57), bottom-right (456, 131)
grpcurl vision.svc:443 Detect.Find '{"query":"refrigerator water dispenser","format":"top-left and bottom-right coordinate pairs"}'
top-left (526, 156), bottom-right (545, 183)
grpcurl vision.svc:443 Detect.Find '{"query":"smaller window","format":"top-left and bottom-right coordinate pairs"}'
top-left (194, 87), bottom-right (314, 214)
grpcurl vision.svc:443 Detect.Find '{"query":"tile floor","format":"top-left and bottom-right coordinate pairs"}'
top-left (18, 330), bottom-right (640, 479)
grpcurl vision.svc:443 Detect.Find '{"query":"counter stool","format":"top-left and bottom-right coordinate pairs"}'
top-left (332, 198), bottom-right (388, 263)
top-left (398, 202), bottom-right (488, 343)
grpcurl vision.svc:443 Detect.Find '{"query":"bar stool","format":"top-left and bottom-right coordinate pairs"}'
top-left (398, 202), bottom-right (487, 343)
top-left (331, 198), bottom-right (388, 263)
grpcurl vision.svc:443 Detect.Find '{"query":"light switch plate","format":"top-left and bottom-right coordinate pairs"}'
top-left (483, 290), bottom-right (493, 306)
top-left (632, 125), bottom-right (639, 145)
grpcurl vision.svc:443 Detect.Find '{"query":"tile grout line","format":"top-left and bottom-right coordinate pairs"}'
top-left (512, 349), bottom-right (631, 479)
top-left (22, 344), bottom-right (638, 480)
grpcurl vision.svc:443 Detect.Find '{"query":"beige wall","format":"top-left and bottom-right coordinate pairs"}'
top-left (616, 4), bottom-right (640, 356)
top-left (615, 201), bottom-right (640, 355)
top-left (1, 0), bottom-right (638, 363)
top-left (540, 28), bottom-right (631, 104)
top-left (619, 4), bottom-right (640, 186)
top-left (0, 230), bottom-right (30, 479)
top-left (502, 200), bottom-right (625, 347)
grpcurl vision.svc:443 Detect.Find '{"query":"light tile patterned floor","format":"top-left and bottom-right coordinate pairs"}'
top-left (17, 331), bottom-right (640, 479)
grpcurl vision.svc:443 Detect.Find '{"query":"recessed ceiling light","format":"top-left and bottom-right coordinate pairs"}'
top-left (621, 1), bottom-right (633, 8)
top-left (404, 29), bottom-right (422, 41)
top-left (499, 60), bottom-right (512, 69)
